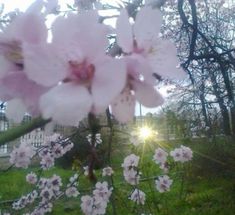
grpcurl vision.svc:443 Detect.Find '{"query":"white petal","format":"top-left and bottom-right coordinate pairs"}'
top-left (6, 13), bottom-right (47, 43)
top-left (25, 0), bottom-right (44, 14)
top-left (6, 99), bottom-right (27, 123)
top-left (148, 39), bottom-right (187, 79)
top-left (127, 55), bottom-right (156, 85)
top-left (132, 81), bottom-right (164, 107)
top-left (23, 43), bottom-right (67, 86)
top-left (40, 83), bottom-right (92, 126)
top-left (92, 58), bottom-right (127, 111)
top-left (116, 9), bottom-right (133, 53)
top-left (111, 89), bottom-right (136, 123)
top-left (134, 7), bottom-right (162, 49)
top-left (52, 12), bottom-right (108, 61)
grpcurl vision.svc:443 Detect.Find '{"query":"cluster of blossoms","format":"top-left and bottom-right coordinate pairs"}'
top-left (12, 190), bottom-right (38, 210)
top-left (122, 154), bottom-right (147, 205)
top-left (9, 133), bottom-right (73, 169)
top-left (122, 154), bottom-right (140, 185)
top-left (65, 173), bottom-right (80, 198)
top-left (39, 136), bottom-right (74, 169)
top-left (153, 147), bottom-right (169, 172)
top-left (10, 142), bottom-right (35, 168)
top-left (152, 145), bottom-right (193, 193)
top-left (129, 189), bottom-right (146, 205)
top-left (0, 0), bottom-right (185, 126)
top-left (81, 181), bottom-right (112, 215)
top-left (170, 145), bottom-right (193, 163)
top-left (12, 174), bottom-right (62, 214)
top-left (86, 133), bottom-right (102, 147)
top-left (32, 174), bottom-right (62, 214)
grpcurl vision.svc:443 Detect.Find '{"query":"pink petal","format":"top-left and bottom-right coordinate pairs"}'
top-left (132, 80), bottom-right (164, 107)
top-left (148, 39), bottom-right (187, 79)
top-left (92, 58), bottom-right (127, 111)
top-left (0, 71), bottom-right (48, 116)
top-left (23, 43), bottom-right (67, 86)
top-left (52, 12), bottom-right (108, 62)
top-left (40, 83), bottom-right (92, 126)
top-left (116, 9), bottom-right (133, 53)
top-left (134, 7), bottom-right (162, 49)
top-left (127, 55), bottom-right (156, 85)
top-left (111, 89), bottom-right (136, 123)
top-left (6, 13), bottom-right (47, 44)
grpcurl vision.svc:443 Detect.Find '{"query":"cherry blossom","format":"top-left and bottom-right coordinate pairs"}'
top-left (0, 1), bottom-right (49, 122)
top-left (65, 187), bottom-right (80, 197)
top-left (80, 181), bottom-right (112, 215)
top-left (26, 172), bottom-right (38, 185)
top-left (9, 142), bottom-right (35, 168)
top-left (153, 147), bottom-right (168, 164)
top-left (170, 145), bottom-right (193, 163)
top-left (24, 11), bottom-right (126, 126)
top-left (122, 154), bottom-right (140, 185)
top-left (116, 6), bottom-right (185, 80)
top-left (102, 166), bottom-right (114, 177)
top-left (130, 189), bottom-right (146, 205)
top-left (155, 175), bottom-right (173, 193)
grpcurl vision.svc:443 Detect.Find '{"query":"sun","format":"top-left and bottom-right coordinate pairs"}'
top-left (138, 126), bottom-right (153, 140)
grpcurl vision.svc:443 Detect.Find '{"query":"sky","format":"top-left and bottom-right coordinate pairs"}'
top-left (0, 0), bottom-right (168, 116)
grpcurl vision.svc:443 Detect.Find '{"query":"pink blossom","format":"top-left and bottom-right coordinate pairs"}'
top-left (102, 166), bottom-right (114, 177)
top-left (65, 187), bottom-right (79, 197)
top-left (130, 189), bottom-right (146, 205)
top-left (26, 172), bottom-right (38, 184)
top-left (170, 145), bottom-right (193, 163)
top-left (155, 175), bottom-right (173, 193)
top-left (153, 147), bottom-right (168, 164)
top-left (0, 5), bottom-right (49, 122)
top-left (10, 142), bottom-right (35, 168)
top-left (116, 6), bottom-right (186, 80)
top-left (24, 11), bottom-right (126, 126)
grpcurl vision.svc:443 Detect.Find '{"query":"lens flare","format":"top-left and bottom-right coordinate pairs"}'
top-left (138, 126), bottom-right (153, 140)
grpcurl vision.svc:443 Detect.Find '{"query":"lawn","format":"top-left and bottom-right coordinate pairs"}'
top-left (0, 137), bottom-right (235, 215)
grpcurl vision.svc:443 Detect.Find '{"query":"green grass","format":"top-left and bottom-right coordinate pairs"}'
top-left (0, 137), bottom-right (235, 214)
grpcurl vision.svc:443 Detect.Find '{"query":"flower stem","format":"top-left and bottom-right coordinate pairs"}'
top-left (0, 117), bottom-right (51, 145)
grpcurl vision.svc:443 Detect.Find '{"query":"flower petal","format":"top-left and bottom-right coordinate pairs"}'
top-left (40, 83), bottom-right (92, 126)
top-left (116, 9), bottom-right (133, 53)
top-left (0, 56), bottom-right (12, 78)
top-left (111, 88), bottom-right (136, 123)
top-left (92, 58), bottom-right (127, 111)
top-left (132, 80), bottom-right (164, 107)
top-left (134, 7), bottom-right (162, 49)
top-left (6, 13), bottom-right (47, 44)
top-left (23, 43), bottom-right (67, 86)
top-left (52, 11), bottom-right (108, 61)
top-left (148, 39), bottom-right (187, 79)
top-left (1, 71), bottom-right (48, 116)
top-left (6, 98), bottom-right (27, 123)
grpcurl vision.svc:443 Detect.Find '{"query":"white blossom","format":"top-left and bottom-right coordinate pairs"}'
top-left (153, 147), bottom-right (168, 164)
top-left (130, 189), bottom-right (146, 205)
top-left (10, 143), bottom-right (35, 168)
top-left (26, 172), bottom-right (38, 184)
top-left (155, 175), bottom-right (173, 193)
top-left (102, 166), bottom-right (114, 177)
